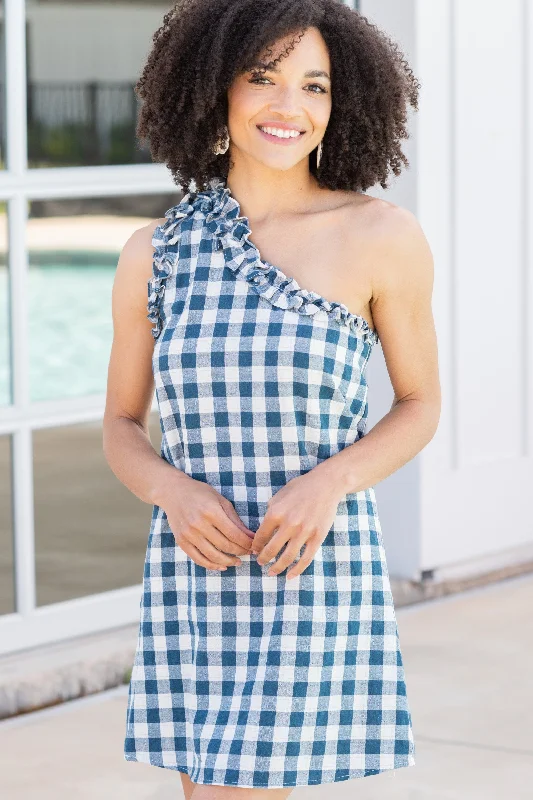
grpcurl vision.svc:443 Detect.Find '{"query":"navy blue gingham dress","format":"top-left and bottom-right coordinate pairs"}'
top-left (123, 179), bottom-right (416, 788)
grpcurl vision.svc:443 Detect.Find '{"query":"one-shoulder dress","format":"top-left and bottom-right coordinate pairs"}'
top-left (123, 178), bottom-right (416, 788)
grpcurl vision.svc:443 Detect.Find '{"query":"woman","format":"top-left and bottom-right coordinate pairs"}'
top-left (103, 0), bottom-right (440, 796)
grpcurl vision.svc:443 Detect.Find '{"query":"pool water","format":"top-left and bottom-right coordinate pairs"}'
top-left (0, 263), bottom-right (117, 404)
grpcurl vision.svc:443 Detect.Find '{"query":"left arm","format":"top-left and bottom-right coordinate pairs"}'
top-left (252, 205), bottom-right (441, 577)
top-left (316, 203), bottom-right (441, 494)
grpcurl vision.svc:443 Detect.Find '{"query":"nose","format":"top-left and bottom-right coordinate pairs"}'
top-left (267, 84), bottom-right (303, 115)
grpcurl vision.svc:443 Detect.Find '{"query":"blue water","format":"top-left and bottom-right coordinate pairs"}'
top-left (0, 264), bottom-right (116, 404)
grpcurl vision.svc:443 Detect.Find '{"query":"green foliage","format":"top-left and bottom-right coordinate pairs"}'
top-left (107, 120), bottom-right (138, 164)
top-left (28, 119), bottom-right (94, 166)
top-left (27, 119), bottom-right (147, 167)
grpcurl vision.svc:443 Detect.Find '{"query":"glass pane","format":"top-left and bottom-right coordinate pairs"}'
top-left (27, 192), bottom-right (180, 403)
top-left (0, 434), bottom-right (14, 615)
top-left (26, 2), bottom-right (174, 168)
top-left (34, 412), bottom-right (162, 607)
top-left (0, 0), bottom-right (5, 169)
top-left (0, 202), bottom-right (9, 406)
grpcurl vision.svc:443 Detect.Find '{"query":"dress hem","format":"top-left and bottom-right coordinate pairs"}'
top-left (123, 753), bottom-right (415, 787)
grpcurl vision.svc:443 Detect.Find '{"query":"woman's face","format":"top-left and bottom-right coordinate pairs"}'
top-left (227, 26), bottom-right (332, 172)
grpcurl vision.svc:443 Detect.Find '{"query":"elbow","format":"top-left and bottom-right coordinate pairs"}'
top-left (102, 408), bottom-right (126, 466)
top-left (393, 391), bottom-right (442, 447)
top-left (422, 395), bottom-right (442, 445)
top-left (102, 412), bottom-right (116, 467)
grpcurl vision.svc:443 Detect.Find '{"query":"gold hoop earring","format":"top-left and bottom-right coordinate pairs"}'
top-left (316, 140), bottom-right (323, 168)
top-left (213, 126), bottom-right (230, 155)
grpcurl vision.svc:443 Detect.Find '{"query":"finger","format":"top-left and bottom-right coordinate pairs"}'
top-left (180, 503), bottom-right (250, 559)
top-left (178, 528), bottom-right (241, 567)
top-left (251, 514), bottom-right (280, 554)
top-left (265, 536), bottom-right (308, 576)
top-left (177, 539), bottom-right (229, 571)
top-left (204, 527), bottom-right (251, 558)
top-left (201, 512), bottom-right (250, 555)
top-left (221, 498), bottom-right (255, 537)
top-left (286, 540), bottom-right (319, 579)
top-left (191, 527), bottom-right (244, 566)
top-left (256, 525), bottom-right (293, 565)
top-left (210, 501), bottom-right (253, 555)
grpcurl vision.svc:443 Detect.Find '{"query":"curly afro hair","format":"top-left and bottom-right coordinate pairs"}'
top-left (135, 0), bottom-right (420, 194)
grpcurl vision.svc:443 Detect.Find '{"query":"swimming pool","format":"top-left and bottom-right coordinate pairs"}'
top-left (0, 262), bottom-right (116, 404)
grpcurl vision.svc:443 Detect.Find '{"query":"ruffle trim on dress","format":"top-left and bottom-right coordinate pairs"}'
top-left (147, 201), bottom-right (193, 340)
top-left (147, 251), bottom-right (175, 340)
top-left (148, 179), bottom-right (379, 345)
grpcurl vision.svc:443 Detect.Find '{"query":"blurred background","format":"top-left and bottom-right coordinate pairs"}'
top-left (0, 0), bottom-right (177, 636)
top-left (0, 1), bottom-right (532, 798)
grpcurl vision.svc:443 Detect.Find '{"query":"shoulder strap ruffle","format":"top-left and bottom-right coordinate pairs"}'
top-left (148, 180), bottom-right (379, 347)
top-left (182, 181), bottom-right (379, 346)
top-left (147, 193), bottom-right (195, 340)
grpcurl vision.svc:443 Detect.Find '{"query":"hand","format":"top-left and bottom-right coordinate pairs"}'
top-left (252, 467), bottom-right (345, 579)
top-left (160, 473), bottom-right (255, 570)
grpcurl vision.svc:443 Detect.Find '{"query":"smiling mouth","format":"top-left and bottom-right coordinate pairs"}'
top-left (256, 125), bottom-right (306, 142)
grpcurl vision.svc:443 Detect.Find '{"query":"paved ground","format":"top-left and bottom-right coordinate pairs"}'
top-left (0, 573), bottom-right (531, 799)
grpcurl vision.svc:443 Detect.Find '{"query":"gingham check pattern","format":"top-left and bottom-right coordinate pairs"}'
top-left (123, 181), bottom-right (416, 788)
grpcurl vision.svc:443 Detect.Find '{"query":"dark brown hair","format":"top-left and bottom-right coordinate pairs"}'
top-left (135, 0), bottom-right (420, 193)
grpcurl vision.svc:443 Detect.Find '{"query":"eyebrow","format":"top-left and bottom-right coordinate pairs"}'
top-left (249, 61), bottom-right (331, 80)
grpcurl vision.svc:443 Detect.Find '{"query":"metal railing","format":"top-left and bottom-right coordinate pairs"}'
top-left (0, 80), bottom-right (152, 167)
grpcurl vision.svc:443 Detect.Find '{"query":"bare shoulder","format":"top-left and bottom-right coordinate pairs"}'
top-left (116, 217), bottom-right (166, 274)
top-left (112, 217), bottom-right (167, 310)
top-left (121, 217), bottom-right (166, 259)
top-left (346, 195), bottom-right (434, 299)
top-left (345, 191), bottom-right (428, 249)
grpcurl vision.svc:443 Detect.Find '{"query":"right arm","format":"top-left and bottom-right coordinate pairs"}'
top-left (102, 222), bottom-right (254, 570)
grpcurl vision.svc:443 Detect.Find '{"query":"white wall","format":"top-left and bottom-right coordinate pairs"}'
top-left (361, 0), bottom-right (533, 580)
top-left (416, 0), bottom-right (533, 579)
top-left (360, 0), bottom-right (421, 579)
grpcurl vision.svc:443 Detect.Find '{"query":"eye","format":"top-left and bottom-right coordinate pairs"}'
top-left (248, 76), bottom-right (272, 85)
top-left (248, 76), bottom-right (328, 94)
top-left (307, 83), bottom-right (328, 95)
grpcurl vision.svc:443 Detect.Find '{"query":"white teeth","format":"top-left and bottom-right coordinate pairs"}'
top-left (258, 126), bottom-right (302, 139)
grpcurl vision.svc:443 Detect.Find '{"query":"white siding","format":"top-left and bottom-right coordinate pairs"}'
top-left (362, 0), bottom-right (533, 578)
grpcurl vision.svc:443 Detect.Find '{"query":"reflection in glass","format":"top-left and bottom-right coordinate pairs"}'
top-left (0, 203), bottom-right (8, 406)
top-left (25, 2), bottom-right (174, 168)
top-left (0, 435), bottom-right (14, 615)
top-left (34, 412), bottom-right (163, 607)
top-left (26, 192), bottom-right (180, 403)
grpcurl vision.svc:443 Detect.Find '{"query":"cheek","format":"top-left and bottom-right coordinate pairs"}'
top-left (311, 101), bottom-right (332, 132)
top-left (227, 83), bottom-right (262, 122)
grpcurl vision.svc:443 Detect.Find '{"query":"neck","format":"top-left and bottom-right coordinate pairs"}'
top-left (223, 160), bottom-right (320, 224)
